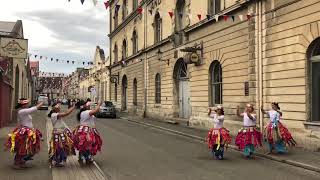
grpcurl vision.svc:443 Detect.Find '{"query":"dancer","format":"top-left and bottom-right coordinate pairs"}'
top-left (261, 102), bottom-right (296, 154)
top-left (235, 104), bottom-right (262, 158)
top-left (48, 103), bottom-right (76, 167)
top-left (73, 101), bottom-right (102, 165)
top-left (206, 106), bottom-right (232, 160)
top-left (6, 99), bottom-right (44, 169)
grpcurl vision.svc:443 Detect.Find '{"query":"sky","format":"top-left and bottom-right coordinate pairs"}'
top-left (0, 0), bottom-right (109, 74)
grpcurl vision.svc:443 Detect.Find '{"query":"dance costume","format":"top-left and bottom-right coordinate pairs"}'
top-left (49, 113), bottom-right (76, 165)
top-left (207, 113), bottom-right (231, 160)
top-left (265, 110), bottom-right (296, 153)
top-left (235, 113), bottom-right (262, 157)
top-left (5, 107), bottom-right (42, 165)
top-left (73, 110), bottom-right (102, 163)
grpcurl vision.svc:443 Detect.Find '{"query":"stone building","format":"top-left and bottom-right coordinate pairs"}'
top-left (108, 0), bottom-right (320, 150)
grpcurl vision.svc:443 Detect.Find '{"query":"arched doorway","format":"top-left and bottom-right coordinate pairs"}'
top-left (121, 75), bottom-right (128, 110)
top-left (173, 59), bottom-right (191, 118)
top-left (15, 65), bottom-right (20, 103)
top-left (307, 38), bottom-right (320, 122)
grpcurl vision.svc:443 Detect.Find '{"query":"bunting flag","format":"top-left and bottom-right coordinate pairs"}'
top-left (231, 15), bottom-right (235, 22)
top-left (168, 11), bottom-right (174, 18)
top-left (67, 60), bottom-right (70, 63)
top-left (214, 15), bottom-right (219, 22)
top-left (223, 15), bottom-right (228, 21)
top-left (138, 7), bottom-right (143, 14)
top-left (40, 56), bottom-right (43, 59)
top-left (104, 1), bottom-right (110, 10)
top-left (115, 4), bottom-right (120, 12)
top-left (206, 14), bottom-right (211, 20)
top-left (247, 14), bottom-right (252, 20)
top-left (81, 0), bottom-right (85, 5)
top-left (239, 15), bottom-right (244, 21)
top-left (148, 9), bottom-right (153, 15)
top-left (197, 14), bottom-right (201, 21)
top-left (92, 0), bottom-right (97, 6)
top-left (72, 61), bottom-right (75, 64)
top-left (35, 55), bottom-right (38, 58)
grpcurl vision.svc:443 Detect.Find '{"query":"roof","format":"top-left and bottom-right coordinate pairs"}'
top-left (0, 20), bottom-right (23, 38)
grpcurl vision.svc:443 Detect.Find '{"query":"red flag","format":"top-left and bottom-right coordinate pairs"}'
top-left (197, 14), bottom-right (202, 21)
top-left (138, 7), bottom-right (143, 14)
top-left (104, 1), bottom-right (110, 10)
top-left (223, 15), bottom-right (228, 21)
top-left (168, 11), bottom-right (174, 18)
top-left (247, 14), bottom-right (252, 20)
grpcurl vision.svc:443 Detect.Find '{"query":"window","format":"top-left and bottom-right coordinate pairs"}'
top-left (155, 73), bottom-right (161, 104)
top-left (122, 39), bottom-right (127, 59)
top-left (114, 8), bottom-right (119, 28)
top-left (133, 78), bottom-right (137, 105)
top-left (132, 30), bottom-right (138, 54)
top-left (114, 44), bottom-right (118, 63)
top-left (307, 38), bottom-right (320, 121)
top-left (208, 0), bottom-right (221, 15)
top-left (122, 0), bottom-right (127, 20)
top-left (209, 60), bottom-right (222, 105)
top-left (133, 0), bottom-right (138, 10)
top-left (114, 83), bottom-right (118, 102)
top-left (154, 12), bottom-right (162, 43)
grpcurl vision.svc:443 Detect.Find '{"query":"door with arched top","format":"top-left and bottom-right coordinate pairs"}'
top-left (121, 75), bottom-right (128, 110)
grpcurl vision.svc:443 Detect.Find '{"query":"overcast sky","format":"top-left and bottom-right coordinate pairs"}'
top-left (0, 0), bottom-right (109, 74)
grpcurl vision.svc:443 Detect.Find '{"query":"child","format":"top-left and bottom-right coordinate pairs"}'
top-left (48, 103), bottom-right (76, 167)
top-left (261, 102), bottom-right (296, 154)
top-left (235, 104), bottom-right (262, 158)
top-left (6, 99), bottom-right (44, 169)
top-left (206, 106), bottom-right (232, 160)
top-left (73, 101), bottom-right (102, 165)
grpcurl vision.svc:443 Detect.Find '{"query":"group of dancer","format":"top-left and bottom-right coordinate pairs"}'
top-left (206, 102), bottom-right (296, 160)
top-left (5, 98), bottom-right (103, 169)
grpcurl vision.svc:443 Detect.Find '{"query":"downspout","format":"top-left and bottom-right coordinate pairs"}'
top-left (258, 0), bottom-right (264, 132)
top-left (143, 3), bottom-right (148, 118)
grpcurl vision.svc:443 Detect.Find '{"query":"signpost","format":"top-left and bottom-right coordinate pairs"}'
top-left (0, 37), bottom-right (28, 59)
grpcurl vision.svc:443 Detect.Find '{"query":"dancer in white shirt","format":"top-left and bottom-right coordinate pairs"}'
top-left (261, 102), bottom-right (296, 154)
top-left (206, 106), bottom-right (231, 160)
top-left (235, 104), bottom-right (263, 158)
top-left (73, 101), bottom-right (102, 165)
top-left (6, 98), bottom-right (43, 169)
top-left (48, 102), bottom-right (76, 167)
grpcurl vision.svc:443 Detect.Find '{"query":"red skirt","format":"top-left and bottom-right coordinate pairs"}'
top-left (73, 125), bottom-right (102, 156)
top-left (235, 126), bottom-right (262, 150)
top-left (49, 128), bottom-right (76, 162)
top-left (5, 126), bottom-right (42, 156)
top-left (265, 122), bottom-right (296, 146)
top-left (206, 128), bottom-right (232, 149)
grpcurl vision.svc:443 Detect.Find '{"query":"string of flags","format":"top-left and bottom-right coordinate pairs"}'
top-left (28, 53), bottom-right (94, 66)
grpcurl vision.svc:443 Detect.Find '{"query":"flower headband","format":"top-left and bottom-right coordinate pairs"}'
top-left (19, 99), bottom-right (29, 105)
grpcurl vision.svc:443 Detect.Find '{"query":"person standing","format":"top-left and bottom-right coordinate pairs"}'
top-left (73, 101), bottom-right (102, 165)
top-left (206, 106), bottom-right (231, 160)
top-left (5, 99), bottom-right (44, 169)
top-left (48, 103), bottom-right (76, 167)
top-left (261, 102), bottom-right (296, 154)
top-left (235, 104), bottom-right (263, 158)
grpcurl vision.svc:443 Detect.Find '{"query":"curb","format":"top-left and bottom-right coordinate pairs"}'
top-left (121, 117), bottom-right (320, 174)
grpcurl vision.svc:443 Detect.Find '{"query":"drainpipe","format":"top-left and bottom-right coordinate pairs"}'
top-left (143, 4), bottom-right (148, 118)
top-left (258, 0), bottom-right (264, 133)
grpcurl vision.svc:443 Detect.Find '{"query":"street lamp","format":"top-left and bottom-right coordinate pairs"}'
top-left (156, 49), bottom-right (170, 66)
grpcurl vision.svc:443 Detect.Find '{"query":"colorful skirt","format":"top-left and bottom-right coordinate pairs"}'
top-left (235, 126), bottom-right (262, 156)
top-left (265, 122), bottom-right (296, 153)
top-left (73, 125), bottom-right (102, 157)
top-left (5, 126), bottom-right (42, 162)
top-left (49, 128), bottom-right (76, 164)
top-left (206, 128), bottom-right (232, 159)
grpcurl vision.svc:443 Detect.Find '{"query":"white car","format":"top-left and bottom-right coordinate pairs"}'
top-left (38, 96), bottom-right (49, 110)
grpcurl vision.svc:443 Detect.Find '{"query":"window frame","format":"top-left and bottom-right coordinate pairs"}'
top-left (209, 60), bottom-right (223, 106)
top-left (133, 78), bottom-right (138, 106)
top-left (208, 0), bottom-right (221, 16)
top-left (132, 30), bottom-right (138, 54)
top-left (154, 12), bottom-right (162, 44)
top-left (155, 73), bottom-right (161, 104)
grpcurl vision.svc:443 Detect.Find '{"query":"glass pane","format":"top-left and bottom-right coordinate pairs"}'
top-left (312, 62), bottom-right (320, 121)
top-left (214, 84), bottom-right (221, 104)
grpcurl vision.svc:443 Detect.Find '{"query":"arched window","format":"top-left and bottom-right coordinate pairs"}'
top-left (122, 39), bottom-right (127, 60)
top-left (122, 0), bottom-right (127, 20)
top-left (114, 44), bottom-right (118, 63)
top-left (114, 8), bottom-right (119, 28)
top-left (208, 0), bottom-right (221, 15)
top-left (133, 0), bottom-right (138, 10)
top-left (155, 73), bottom-right (161, 104)
top-left (154, 12), bottom-right (162, 43)
top-left (114, 83), bottom-right (118, 102)
top-left (209, 60), bottom-right (222, 105)
top-left (132, 30), bottom-right (138, 54)
top-left (175, 0), bottom-right (186, 32)
top-left (133, 78), bottom-right (137, 105)
top-left (307, 38), bottom-right (320, 121)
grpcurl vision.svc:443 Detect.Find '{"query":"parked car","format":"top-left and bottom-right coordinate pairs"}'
top-left (96, 101), bottom-right (117, 118)
top-left (38, 95), bottom-right (49, 110)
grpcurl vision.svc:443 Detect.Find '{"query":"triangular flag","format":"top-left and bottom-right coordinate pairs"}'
top-left (206, 14), bottom-right (211, 20)
top-left (115, 4), bottom-right (121, 12)
top-left (197, 14), bottom-right (202, 21)
top-left (247, 14), bottom-right (252, 20)
top-left (45, 57), bottom-right (48, 60)
top-left (104, 1), bottom-right (110, 10)
top-left (138, 7), bottom-right (143, 14)
top-left (72, 61), bottom-right (75, 64)
top-left (168, 11), bottom-right (174, 18)
top-left (81, 0), bottom-right (85, 5)
top-left (40, 56), bottom-right (42, 59)
top-left (56, 59), bottom-right (59, 62)
top-left (92, 0), bottom-right (97, 6)
top-left (51, 58), bottom-right (53, 61)
top-left (214, 15), bottom-right (219, 22)
top-left (238, 15), bottom-right (244, 21)
top-left (148, 9), bottom-right (153, 15)
top-left (223, 15), bottom-right (228, 21)
top-left (35, 55), bottom-right (38, 58)
top-left (67, 61), bottom-right (70, 64)
top-left (231, 15), bottom-right (235, 22)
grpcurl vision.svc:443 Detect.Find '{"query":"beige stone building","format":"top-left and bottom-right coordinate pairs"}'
top-left (108, 0), bottom-right (320, 150)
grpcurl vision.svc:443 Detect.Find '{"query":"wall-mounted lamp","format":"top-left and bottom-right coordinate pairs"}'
top-left (156, 49), bottom-right (170, 66)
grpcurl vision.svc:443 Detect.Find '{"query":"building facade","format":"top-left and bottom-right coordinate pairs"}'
top-left (108, 0), bottom-right (320, 150)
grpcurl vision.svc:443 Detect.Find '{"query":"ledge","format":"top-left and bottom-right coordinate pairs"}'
top-left (304, 122), bottom-right (320, 127)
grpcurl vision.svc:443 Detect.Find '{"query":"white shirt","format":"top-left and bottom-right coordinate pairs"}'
top-left (242, 112), bottom-right (257, 127)
top-left (209, 113), bottom-right (224, 129)
top-left (268, 110), bottom-right (281, 123)
top-left (80, 110), bottom-right (96, 127)
top-left (18, 107), bottom-right (37, 128)
top-left (51, 113), bottom-right (66, 130)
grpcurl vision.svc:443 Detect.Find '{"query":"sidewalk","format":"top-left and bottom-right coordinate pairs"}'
top-left (120, 113), bottom-right (320, 173)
